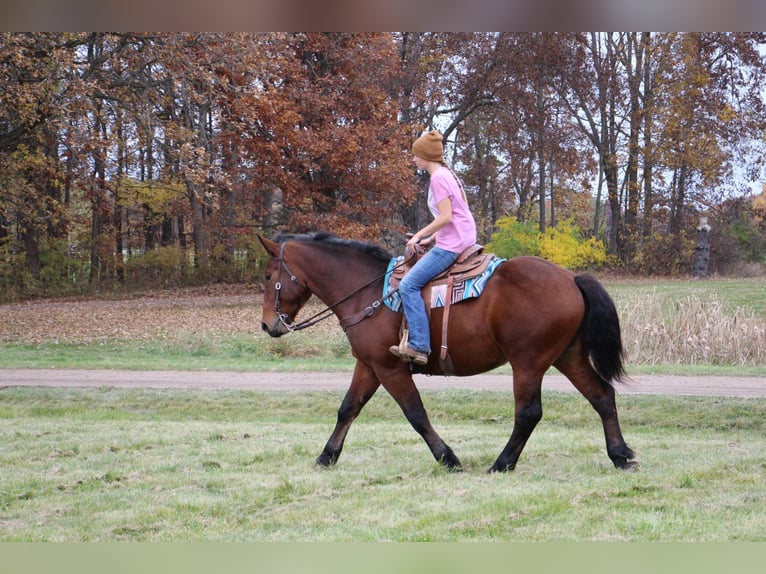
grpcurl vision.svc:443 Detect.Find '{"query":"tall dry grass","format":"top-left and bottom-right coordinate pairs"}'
top-left (619, 289), bottom-right (766, 366)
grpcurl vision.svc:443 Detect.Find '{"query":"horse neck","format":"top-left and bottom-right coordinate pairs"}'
top-left (297, 244), bottom-right (385, 311)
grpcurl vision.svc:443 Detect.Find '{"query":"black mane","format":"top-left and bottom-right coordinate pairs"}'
top-left (272, 231), bottom-right (393, 263)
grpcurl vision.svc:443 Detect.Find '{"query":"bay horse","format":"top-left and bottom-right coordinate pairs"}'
top-left (258, 231), bottom-right (637, 472)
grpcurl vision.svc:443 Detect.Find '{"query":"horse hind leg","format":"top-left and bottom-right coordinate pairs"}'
top-left (554, 353), bottom-right (637, 471)
top-left (380, 371), bottom-right (462, 470)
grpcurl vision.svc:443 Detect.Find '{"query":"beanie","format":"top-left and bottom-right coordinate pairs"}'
top-left (412, 130), bottom-right (444, 162)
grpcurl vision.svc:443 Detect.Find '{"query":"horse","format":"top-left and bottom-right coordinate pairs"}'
top-left (258, 231), bottom-right (637, 473)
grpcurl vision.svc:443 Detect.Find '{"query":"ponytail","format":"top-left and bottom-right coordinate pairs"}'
top-left (443, 164), bottom-right (468, 204)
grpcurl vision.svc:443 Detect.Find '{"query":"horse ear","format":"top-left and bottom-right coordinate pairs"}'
top-left (257, 234), bottom-right (280, 257)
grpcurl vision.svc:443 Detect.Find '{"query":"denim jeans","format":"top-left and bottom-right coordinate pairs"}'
top-left (399, 247), bottom-right (459, 353)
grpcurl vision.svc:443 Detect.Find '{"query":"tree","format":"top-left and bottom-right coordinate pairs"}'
top-left (271, 33), bottom-right (415, 238)
top-left (647, 33), bottom-right (766, 271)
top-left (4, 32), bottom-right (766, 301)
top-left (0, 33), bottom-right (73, 279)
top-left (432, 33), bottom-right (595, 242)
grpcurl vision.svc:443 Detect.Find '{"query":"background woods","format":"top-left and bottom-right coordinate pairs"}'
top-left (2, 32), bottom-right (766, 300)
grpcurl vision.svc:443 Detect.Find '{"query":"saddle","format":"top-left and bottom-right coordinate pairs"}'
top-left (389, 243), bottom-right (495, 374)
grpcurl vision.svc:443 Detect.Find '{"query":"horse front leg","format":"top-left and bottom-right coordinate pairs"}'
top-left (316, 361), bottom-right (380, 467)
top-left (380, 370), bottom-right (462, 470)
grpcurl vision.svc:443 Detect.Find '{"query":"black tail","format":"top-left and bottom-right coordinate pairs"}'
top-left (574, 274), bottom-right (626, 384)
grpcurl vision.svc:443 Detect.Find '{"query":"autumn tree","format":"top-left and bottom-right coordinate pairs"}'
top-left (4, 32), bottom-right (766, 301)
top-left (429, 33), bottom-right (596, 241)
top-left (264, 33), bottom-right (415, 239)
top-left (0, 33), bottom-right (73, 283)
top-left (646, 32), bottom-right (766, 271)
top-left (391, 32), bottom-right (462, 240)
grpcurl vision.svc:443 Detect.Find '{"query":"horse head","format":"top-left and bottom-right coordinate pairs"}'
top-left (257, 235), bottom-right (312, 337)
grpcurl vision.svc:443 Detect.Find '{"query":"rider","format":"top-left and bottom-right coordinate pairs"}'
top-left (390, 130), bottom-right (477, 365)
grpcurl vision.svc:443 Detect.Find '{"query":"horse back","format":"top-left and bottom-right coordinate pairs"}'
top-left (491, 256), bottom-right (579, 302)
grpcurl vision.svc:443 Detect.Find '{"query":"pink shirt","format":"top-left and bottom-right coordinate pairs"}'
top-left (427, 166), bottom-right (477, 253)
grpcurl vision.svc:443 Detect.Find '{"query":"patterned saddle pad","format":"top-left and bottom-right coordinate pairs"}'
top-left (383, 255), bottom-right (506, 313)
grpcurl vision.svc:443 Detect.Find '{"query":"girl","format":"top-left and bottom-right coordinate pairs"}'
top-left (391, 130), bottom-right (477, 365)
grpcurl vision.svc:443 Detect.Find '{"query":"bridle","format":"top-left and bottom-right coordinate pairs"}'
top-left (273, 241), bottom-right (333, 333)
top-left (270, 241), bottom-right (412, 333)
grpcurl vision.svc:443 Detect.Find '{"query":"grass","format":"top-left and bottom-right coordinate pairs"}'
top-left (607, 276), bottom-right (766, 318)
top-left (0, 334), bottom-right (356, 372)
top-left (1, 387), bottom-right (765, 541)
top-left (1, 277), bottom-right (764, 542)
top-left (4, 341), bottom-right (766, 376)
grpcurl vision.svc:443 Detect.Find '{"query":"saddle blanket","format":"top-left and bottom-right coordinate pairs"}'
top-left (383, 255), bottom-right (506, 313)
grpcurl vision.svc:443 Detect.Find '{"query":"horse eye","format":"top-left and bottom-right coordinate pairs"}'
top-left (265, 273), bottom-right (272, 281)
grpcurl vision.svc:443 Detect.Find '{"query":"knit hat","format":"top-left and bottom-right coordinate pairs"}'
top-left (412, 130), bottom-right (444, 162)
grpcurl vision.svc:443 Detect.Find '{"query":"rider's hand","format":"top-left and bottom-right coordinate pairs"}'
top-left (419, 235), bottom-right (435, 247)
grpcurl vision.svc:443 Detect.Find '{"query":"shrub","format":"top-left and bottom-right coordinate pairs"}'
top-left (538, 219), bottom-right (607, 270)
top-left (124, 246), bottom-right (192, 288)
top-left (487, 217), bottom-right (607, 270)
top-left (486, 217), bottom-right (540, 258)
top-left (0, 238), bottom-right (31, 302)
top-left (632, 229), bottom-right (696, 275)
top-left (38, 237), bottom-right (90, 290)
top-left (0, 236), bottom-right (90, 302)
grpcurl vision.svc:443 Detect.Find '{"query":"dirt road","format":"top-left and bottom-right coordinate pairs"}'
top-left (2, 369), bottom-right (766, 397)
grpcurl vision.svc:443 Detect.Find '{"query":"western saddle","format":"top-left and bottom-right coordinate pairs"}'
top-left (389, 243), bottom-right (495, 374)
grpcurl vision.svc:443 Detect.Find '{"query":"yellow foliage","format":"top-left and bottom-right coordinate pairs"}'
top-left (717, 104), bottom-right (737, 124)
top-left (485, 217), bottom-right (540, 259)
top-left (537, 219), bottom-right (607, 270)
top-left (487, 217), bottom-right (607, 270)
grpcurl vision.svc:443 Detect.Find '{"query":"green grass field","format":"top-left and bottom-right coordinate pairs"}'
top-left (1, 387), bottom-right (765, 541)
top-left (607, 276), bottom-right (766, 318)
top-left (1, 277), bottom-right (765, 542)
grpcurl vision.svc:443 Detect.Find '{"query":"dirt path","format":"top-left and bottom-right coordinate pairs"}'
top-left (2, 369), bottom-right (766, 397)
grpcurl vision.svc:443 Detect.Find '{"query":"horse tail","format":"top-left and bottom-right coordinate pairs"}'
top-left (574, 273), bottom-right (626, 384)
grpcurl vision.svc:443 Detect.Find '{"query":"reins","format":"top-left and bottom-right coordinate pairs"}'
top-left (273, 241), bottom-right (413, 333)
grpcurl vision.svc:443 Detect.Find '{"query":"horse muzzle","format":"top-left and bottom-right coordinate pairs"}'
top-left (261, 318), bottom-right (290, 337)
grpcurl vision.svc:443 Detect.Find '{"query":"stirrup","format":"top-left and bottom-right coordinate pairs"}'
top-left (389, 329), bottom-right (411, 362)
top-left (389, 344), bottom-right (428, 365)
top-left (398, 329), bottom-right (409, 359)
top-left (389, 329), bottom-right (428, 365)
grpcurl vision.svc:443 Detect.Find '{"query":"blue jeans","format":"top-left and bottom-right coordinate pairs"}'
top-left (399, 247), bottom-right (459, 353)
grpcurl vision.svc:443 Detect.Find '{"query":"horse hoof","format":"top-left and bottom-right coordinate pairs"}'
top-left (488, 462), bottom-right (516, 473)
top-left (316, 453), bottom-right (338, 467)
top-left (621, 460), bottom-right (640, 472)
top-left (438, 451), bottom-right (462, 470)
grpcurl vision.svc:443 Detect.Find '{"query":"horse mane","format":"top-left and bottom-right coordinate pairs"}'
top-left (273, 231), bottom-right (393, 263)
